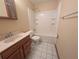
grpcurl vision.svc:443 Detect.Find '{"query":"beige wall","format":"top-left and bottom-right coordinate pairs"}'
top-left (56, 0), bottom-right (78, 59)
top-left (61, 0), bottom-right (78, 17)
top-left (34, 0), bottom-right (58, 11)
top-left (0, 0), bottom-right (34, 35)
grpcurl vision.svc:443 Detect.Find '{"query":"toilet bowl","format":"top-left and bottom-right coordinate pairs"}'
top-left (31, 36), bottom-right (41, 45)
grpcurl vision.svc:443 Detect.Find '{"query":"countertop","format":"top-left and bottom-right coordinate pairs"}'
top-left (0, 31), bottom-right (32, 53)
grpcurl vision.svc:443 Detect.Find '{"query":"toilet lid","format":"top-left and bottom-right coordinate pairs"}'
top-left (32, 36), bottom-right (40, 40)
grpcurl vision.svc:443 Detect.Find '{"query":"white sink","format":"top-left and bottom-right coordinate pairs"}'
top-left (4, 33), bottom-right (25, 43)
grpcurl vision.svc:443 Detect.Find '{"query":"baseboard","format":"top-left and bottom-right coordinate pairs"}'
top-left (35, 33), bottom-right (57, 37)
top-left (55, 44), bottom-right (60, 59)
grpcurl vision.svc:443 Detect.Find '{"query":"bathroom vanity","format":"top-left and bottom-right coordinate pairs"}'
top-left (0, 31), bottom-right (32, 59)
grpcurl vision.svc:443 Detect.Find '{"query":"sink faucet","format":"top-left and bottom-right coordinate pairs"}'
top-left (5, 32), bottom-right (13, 38)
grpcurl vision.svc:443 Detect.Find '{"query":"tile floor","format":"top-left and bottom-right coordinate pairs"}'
top-left (27, 42), bottom-right (58, 59)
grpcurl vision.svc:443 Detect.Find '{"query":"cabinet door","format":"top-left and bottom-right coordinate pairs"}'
top-left (23, 39), bottom-right (32, 58)
top-left (7, 49), bottom-right (22, 59)
top-left (19, 47), bottom-right (25, 59)
top-left (23, 42), bottom-right (31, 57)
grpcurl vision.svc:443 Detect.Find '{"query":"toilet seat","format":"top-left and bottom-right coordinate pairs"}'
top-left (31, 36), bottom-right (41, 45)
top-left (32, 36), bottom-right (40, 41)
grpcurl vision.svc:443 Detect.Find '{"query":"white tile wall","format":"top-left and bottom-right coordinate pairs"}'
top-left (35, 11), bottom-right (57, 37)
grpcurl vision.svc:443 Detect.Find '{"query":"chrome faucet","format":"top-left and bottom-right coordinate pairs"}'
top-left (5, 32), bottom-right (13, 38)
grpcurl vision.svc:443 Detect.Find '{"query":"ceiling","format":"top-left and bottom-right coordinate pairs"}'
top-left (30, 0), bottom-right (57, 4)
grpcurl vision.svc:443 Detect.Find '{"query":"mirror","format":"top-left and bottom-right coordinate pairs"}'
top-left (0, 0), bottom-right (17, 19)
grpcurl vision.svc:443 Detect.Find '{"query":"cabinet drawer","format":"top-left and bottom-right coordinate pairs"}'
top-left (1, 43), bottom-right (19, 59)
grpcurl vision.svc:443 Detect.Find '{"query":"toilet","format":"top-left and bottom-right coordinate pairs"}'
top-left (31, 35), bottom-right (41, 45)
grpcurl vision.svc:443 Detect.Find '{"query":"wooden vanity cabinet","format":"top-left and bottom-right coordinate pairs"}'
top-left (7, 49), bottom-right (22, 59)
top-left (0, 35), bottom-right (32, 59)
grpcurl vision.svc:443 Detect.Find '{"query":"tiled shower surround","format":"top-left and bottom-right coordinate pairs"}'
top-left (27, 36), bottom-right (58, 59)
